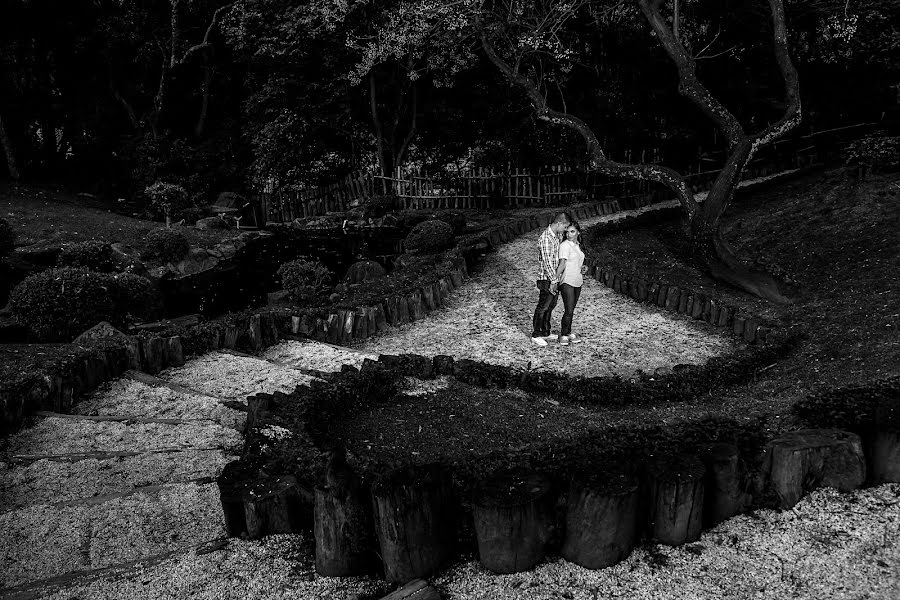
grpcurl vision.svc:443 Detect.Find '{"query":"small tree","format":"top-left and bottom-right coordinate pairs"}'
top-left (144, 181), bottom-right (189, 227)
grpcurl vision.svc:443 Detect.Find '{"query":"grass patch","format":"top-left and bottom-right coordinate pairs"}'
top-left (585, 169), bottom-right (900, 410)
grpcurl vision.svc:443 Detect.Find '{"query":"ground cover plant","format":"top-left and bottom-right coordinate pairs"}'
top-left (584, 169), bottom-right (900, 407)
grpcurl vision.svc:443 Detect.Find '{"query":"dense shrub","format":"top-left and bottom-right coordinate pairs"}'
top-left (434, 211), bottom-right (466, 235)
top-left (404, 219), bottom-right (454, 254)
top-left (9, 268), bottom-right (161, 341)
top-left (142, 228), bottom-right (190, 263)
top-left (145, 181), bottom-right (190, 227)
top-left (278, 257), bottom-right (332, 302)
top-left (844, 135), bottom-right (900, 172)
top-left (0, 217), bottom-right (14, 258)
top-left (110, 272), bottom-right (163, 322)
top-left (362, 195), bottom-right (396, 220)
top-left (57, 241), bottom-right (119, 272)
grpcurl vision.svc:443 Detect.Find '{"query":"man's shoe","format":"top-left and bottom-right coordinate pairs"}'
top-left (558, 336), bottom-right (570, 346)
top-left (569, 333), bottom-right (583, 344)
top-left (531, 336), bottom-right (549, 347)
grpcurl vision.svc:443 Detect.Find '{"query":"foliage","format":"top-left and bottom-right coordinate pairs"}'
top-left (404, 219), bottom-right (454, 254)
top-left (278, 258), bottom-right (332, 302)
top-left (144, 181), bottom-right (191, 226)
top-left (0, 218), bottom-right (14, 258)
top-left (433, 211), bottom-right (466, 235)
top-left (142, 228), bottom-right (191, 263)
top-left (8, 268), bottom-right (160, 342)
top-left (792, 376), bottom-right (900, 433)
top-left (57, 241), bottom-right (119, 272)
top-left (843, 135), bottom-right (900, 171)
top-left (362, 195), bottom-right (397, 220)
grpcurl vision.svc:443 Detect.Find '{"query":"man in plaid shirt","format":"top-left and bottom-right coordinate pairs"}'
top-left (531, 213), bottom-right (571, 346)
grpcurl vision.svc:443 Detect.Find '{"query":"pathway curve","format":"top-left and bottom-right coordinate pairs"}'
top-left (353, 205), bottom-right (736, 377)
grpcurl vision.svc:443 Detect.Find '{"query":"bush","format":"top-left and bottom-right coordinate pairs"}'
top-left (404, 219), bottom-right (454, 255)
top-left (362, 195), bottom-right (396, 220)
top-left (109, 272), bottom-right (163, 323)
top-left (278, 258), bottom-right (332, 302)
top-left (142, 228), bottom-right (190, 263)
top-left (57, 241), bottom-right (119, 272)
top-left (144, 181), bottom-right (190, 227)
top-left (0, 217), bottom-right (14, 258)
top-left (434, 211), bottom-right (466, 235)
top-left (9, 268), bottom-right (162, 341)
top-left (844, 135), bottom-right (900, 172)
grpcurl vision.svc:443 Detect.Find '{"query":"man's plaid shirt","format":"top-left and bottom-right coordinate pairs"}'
top-left (537, 226), bottom-right (560, 282)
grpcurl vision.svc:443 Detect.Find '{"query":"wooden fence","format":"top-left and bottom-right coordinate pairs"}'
top-left (255, 121), bottom-right (878, 223)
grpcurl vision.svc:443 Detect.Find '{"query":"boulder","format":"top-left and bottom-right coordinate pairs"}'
top-left (74, 321), bottom-right (141, 370)
top-left (175, 248), bottom-right (219, 275)
top-left (344, 260), bottom-right (386, 285)
top-left (196, 216), bottom-right (231, 230)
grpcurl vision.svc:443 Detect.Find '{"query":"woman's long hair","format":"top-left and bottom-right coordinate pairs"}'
top-left (563, 211), bottom-right (586, 252)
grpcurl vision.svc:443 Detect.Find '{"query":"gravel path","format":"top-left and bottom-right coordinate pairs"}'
top-left (22, 484), bottom-right (900, 600)
top-left (354, 206), bottom-right (737, 377)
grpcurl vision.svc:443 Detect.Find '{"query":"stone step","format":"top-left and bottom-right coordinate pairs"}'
top-left (0, 448), bottom-right (233, 513)
top-left (74, 375), bottom-right (245, 430)
top-left (261, 339), bottom-right (379, 373)
top-left (0, 481), bottom-right (224, 588)
top-left (2, 415), bottom-right (242, 457)
top-left (159, 351), bottom-right (320, 402)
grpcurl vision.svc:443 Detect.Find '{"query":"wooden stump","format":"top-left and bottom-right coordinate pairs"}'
top-left (165, 336), bottom-right (184, 367)
top-left (562, 469), bottom-right (639, 569)
top-left (472, 472), bottom-right (554, 574)
top-left (140, 336), bottom-right (165, 374)
top-left (701, 443), bottom-right (749, 526)
top-left (326, 313), bottom-right (341, 344)
top-left (371, 465), bottom-right (456, 583)
top-left (764, 429), bottom-right (866, 508)
top-left (870, 396), bottom-right (900, 483)
top-left (408, 290), bottom-right (427, 321)
top-left (248, 314), bottom-right (263, 352)
top-left (217, 460), bottom-right (251, 537)
top-left (379, 579), bottom-right (442, 600)
top-left (314, 485), bottom-right (376, 576)
top-left (421, 285), bottom-right (437, 311)
top-left (373, 304), bottom-right (389, 333)
top-left (647, 455), bottom-right (705, 545)
top-left (223, 324), bottom-right (239, 349)
top-left (243, 474), bottom-right (308, 539)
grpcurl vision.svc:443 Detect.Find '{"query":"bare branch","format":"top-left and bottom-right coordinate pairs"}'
top-left (180, 3), bottom-right (234, 65)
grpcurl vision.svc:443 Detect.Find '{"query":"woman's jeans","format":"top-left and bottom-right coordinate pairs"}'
top-left (559, 283), bottom-right (582, 336)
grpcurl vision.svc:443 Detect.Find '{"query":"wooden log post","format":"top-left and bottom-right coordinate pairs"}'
top-left (217, 460), bottom-right (251, 537)
top-left (243, 474), bottom-right (308, 539)
top-left (870, 399), bottom-right (900, 483)
top-left (472, 472), bottom-right (554, 574)
top-left (314, 484), bottom-right (376, 576)
top-left (763, 429), bottom-right (866, 509)
top-left (371, 465), bottom-right (456, 583)
top-left (562, 468), bottom-right (639, 569)
top-left (223, 324), bottom-right (239, 349)
top-left (373, 303), bottom-right (389, 333)
top-left (646, 455), bottom-right (705, 545)
top-left (248, 314), bottom-right (263, 353)
top-left (140, 336), bottom-right (165, 374)
top-left (700, 443), bottom-right (749, 527)
top-left (165, 336), bottom-right (185, 367)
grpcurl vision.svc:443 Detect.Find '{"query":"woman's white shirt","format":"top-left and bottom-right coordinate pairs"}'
top-left (558, 240), bottom-right (584, 287)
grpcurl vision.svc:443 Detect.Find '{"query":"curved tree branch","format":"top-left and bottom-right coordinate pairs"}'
top-left (636, 0), bottom-right (746, 151)
top-left (749, 0), bottom-right (802, 151)
top-left (480, 27), bottom-right (698, 218)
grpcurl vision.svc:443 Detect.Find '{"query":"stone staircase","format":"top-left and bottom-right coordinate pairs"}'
top-left (0, 344), bottom-right (358, 597)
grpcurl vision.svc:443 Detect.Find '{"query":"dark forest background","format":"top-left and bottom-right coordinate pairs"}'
top-left (0, 0), bottom-right (897, 205)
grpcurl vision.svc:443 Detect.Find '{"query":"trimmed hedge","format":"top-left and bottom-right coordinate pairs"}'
top-left (278, 258), bottom-right (332, 303)
top-left (9, 268), bottom-right (162, 342)
top-left (142, 228), bottom-right (190, 263)
top-left (57, 240), bottom-right (119, 272)
top-left (404, 219), bottom-right (454, 255)
top-left (0, 217), bottom-right (14, 258)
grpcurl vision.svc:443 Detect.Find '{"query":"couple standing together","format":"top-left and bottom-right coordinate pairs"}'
top-left (531, 213), bottom-right (587, 347)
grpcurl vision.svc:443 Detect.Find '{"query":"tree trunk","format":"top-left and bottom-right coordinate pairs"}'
top-left (0, 113), bottom-right (21, 179)
top-left (371, 464), bottom-right (456, 583)
top-left (195, 66), bottom-right (214, 138)
top-left (472, 472), bottom-right (554, 574)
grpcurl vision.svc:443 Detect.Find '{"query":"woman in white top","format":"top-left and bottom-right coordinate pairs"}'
top-left (555, 217), bottom-right (587, 346)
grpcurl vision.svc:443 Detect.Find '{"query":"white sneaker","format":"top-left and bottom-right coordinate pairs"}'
top-left (569, 333), bottom-right (583, 344)
top-left (531, 336), bottom-right (548, 347)
top-left (558, 336), bottom-right (570, 346)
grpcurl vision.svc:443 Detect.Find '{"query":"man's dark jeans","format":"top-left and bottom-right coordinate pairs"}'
top-left (531, 279), bottom-right (558, 338)
top-left (559, 283), bottom-right (582, 336)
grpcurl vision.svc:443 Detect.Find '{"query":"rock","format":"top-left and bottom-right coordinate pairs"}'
top-left (73, 321), bottom-right (129, 344)
top-left (267, 290), bottom-right (292, 306)
top-left (196, 216), bottom-right (231, 230)
top-left (344, 260), bottom-right (386, 284)
top-left (175, 248), bottom-right (219, 275)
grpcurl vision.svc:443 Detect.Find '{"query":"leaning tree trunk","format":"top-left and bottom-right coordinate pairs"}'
top-left (0, 113), bottom-right (20, 180)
